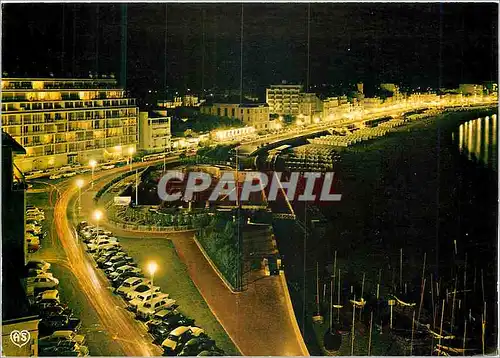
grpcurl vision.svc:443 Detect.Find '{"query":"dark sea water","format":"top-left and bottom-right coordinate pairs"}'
top-left (272, 108), bottom-right (498, 355)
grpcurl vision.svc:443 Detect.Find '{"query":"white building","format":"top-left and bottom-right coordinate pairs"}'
top-left (138, 111), bottom-right (171, 152)
top-left (266, 84), bottom-right (302, 115)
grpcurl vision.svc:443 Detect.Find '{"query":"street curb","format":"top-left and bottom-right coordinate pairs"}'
top-left (279, 273), bottom-right (311, 356)
top-left (192, 235), bottom-right (240, 294)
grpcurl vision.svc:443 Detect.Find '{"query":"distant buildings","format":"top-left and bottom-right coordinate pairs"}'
top-left (266, 84), bottom-right (302, 115)
top-left (1, 78), bottom-right (138, 172)
top-left (157, 94), bottom-right (200, 108)
top-left (200, 102), bottom-right (271, 130)
top-left (211, 126), bottom-right (256, 142)
top-left (459, 84), bottom-right (484, 96)
top-left (298, 93), bottom-right (323, 123)
top-left (380, 83), bottom-right (401, 97)
top-left (138, 111), bottom-right (172, 153)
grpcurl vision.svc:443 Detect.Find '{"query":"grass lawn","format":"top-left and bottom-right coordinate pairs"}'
top-left (117, 236), bottom-right (240, 355)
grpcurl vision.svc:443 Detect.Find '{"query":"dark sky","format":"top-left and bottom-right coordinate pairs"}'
top-left (2, 3), bottom-right (498, 101)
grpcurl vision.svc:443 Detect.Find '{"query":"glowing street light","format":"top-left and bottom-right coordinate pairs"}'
top-left (76, 178), bottom-right (84, 214)
top-left (147, 261), bottom-right (158, 306)
top-left (89, 159), bottom-right (97, 188)
top-left (93, 209), bottom-right (103, 237)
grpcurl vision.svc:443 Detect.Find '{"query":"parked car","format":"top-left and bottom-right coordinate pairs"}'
top-left (39, 315), bottom-right (81, 335)
top-left (126, 285), bottom-right (161, 301)
top-left (104, 259), bottom-right (135, 276)
top-left (28, 275), bottom-right (59, 292)
top-left (109, 265), bottom-right (141, 281)
top-left (27, 268), bottom-right (53, 279)
top-left (27, 236), bottom-right (40, 252)
top-left (26, 259), bottom-right (51, 271)
top-left (116, 277), bottom-right (148, 296)
top-left (102, 164), bottom-right (115, 170)
top-left (76, 221), bottom-right (89, 232)
top-left (136, 297), bottom-right (177, 321)
top-left (26, 224), bottom-right (42, 235)
top-left (96, 250), bottom-right (126, 267)
top-left (128, 291), bottom-right (166, 311)
top-left (37, 304), bottom-right (72, 319)
top-left (161, 326), bottom-right (205, 356)
top-left (40, 341), bottom-right (89, 357)
top-left (36, 289), bottom-right (60, 304)
top-left (153, 307), bottom-right (180, 321)
top-left (111, 270), bottom-right (144, 288)
top-left (149, 314), bottom-right (195, 344)
top-left (178, 337), bottom-right (216, 356)
top-left (88, 241), bottom-right (121, 254)
top-left (39, 330), bottom-right (86, 349)
top-left (27, 214), bottom-right (45, 221)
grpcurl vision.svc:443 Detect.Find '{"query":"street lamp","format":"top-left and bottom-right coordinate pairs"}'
top-left (94, 209), bottom-right (102, 237)
top-left (89, 159), bottom-right (97, 188)
top-left (147, 261), bottom-right (158, 306)
top-left (76, 178), bottom-right (84, 215)
top-left (128, 147), bottom-right (135, 171)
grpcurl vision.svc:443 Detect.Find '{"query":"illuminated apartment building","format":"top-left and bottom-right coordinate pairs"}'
top-left (1, 78), bottom-right (138, 172)
top-left (138, 111), bottom-right (172, 152)
top-left (266, 84), bottom-right (302, 115)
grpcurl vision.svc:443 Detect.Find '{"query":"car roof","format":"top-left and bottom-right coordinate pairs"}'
top-left (123, 277), bottom-right (142, 284)
top-left (169, 326), bottom-right (190, 336)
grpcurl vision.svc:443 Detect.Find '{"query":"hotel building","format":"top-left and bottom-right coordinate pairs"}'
top-left (266, 84), bottom-right (302, 115)
top-left (1, 78), bottom-right (138, 172)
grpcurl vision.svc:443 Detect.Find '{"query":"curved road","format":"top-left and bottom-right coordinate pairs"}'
top-left (52, 159), bottom-right (177, 356)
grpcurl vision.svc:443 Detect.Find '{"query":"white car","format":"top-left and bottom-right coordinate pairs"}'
top-left (126, 285), bottom-right (161, 301)
top-left (116, 277), bottom-right (148, 296)
top-left (102, 164), bottom-right (115, 170)
top-left (49, 174), bottom-right (63, 180)
top-left (62, 171), bottom-right (77, 178)
top-left (39, 330), bottom-right (86, 346)
top-left (28, 275), bottom-right (59, 290)
top-left (128, 291), bottom-right (167, 311)
top-left (136, 297), bottom-right (177, 320)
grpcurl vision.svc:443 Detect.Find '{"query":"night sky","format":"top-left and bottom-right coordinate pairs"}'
top-left (1, 3), bottom-right (498, 101)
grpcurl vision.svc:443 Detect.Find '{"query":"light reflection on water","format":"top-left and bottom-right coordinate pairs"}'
top-left (457, 114), bottom-right (497, 171)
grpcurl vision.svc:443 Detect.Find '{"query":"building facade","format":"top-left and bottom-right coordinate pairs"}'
top-left (200, 102), bottom-right (270, 130)
top-left (138, 111), bottom-right (172, 152)
top-left (266, 84), bottom-right (302, 115)
top-left (299, 93), bottom-right (323, 123)
top-left (1, 78), bottom-right (138, 172)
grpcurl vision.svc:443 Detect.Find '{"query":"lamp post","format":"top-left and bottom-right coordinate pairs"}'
top-left (128, 147), bottom-right (135, 171)
top-left (76, 178), bottom-right (84, 215)
top-left (89, 159), bottom-right (97, 188)
top-left (147, 261), bottom-right (158, 307)
top-left (94, 209), bottom-right (102, 237)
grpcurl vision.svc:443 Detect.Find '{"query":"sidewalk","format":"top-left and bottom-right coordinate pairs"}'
top-left (78, 170), bottom-right (309, 356)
